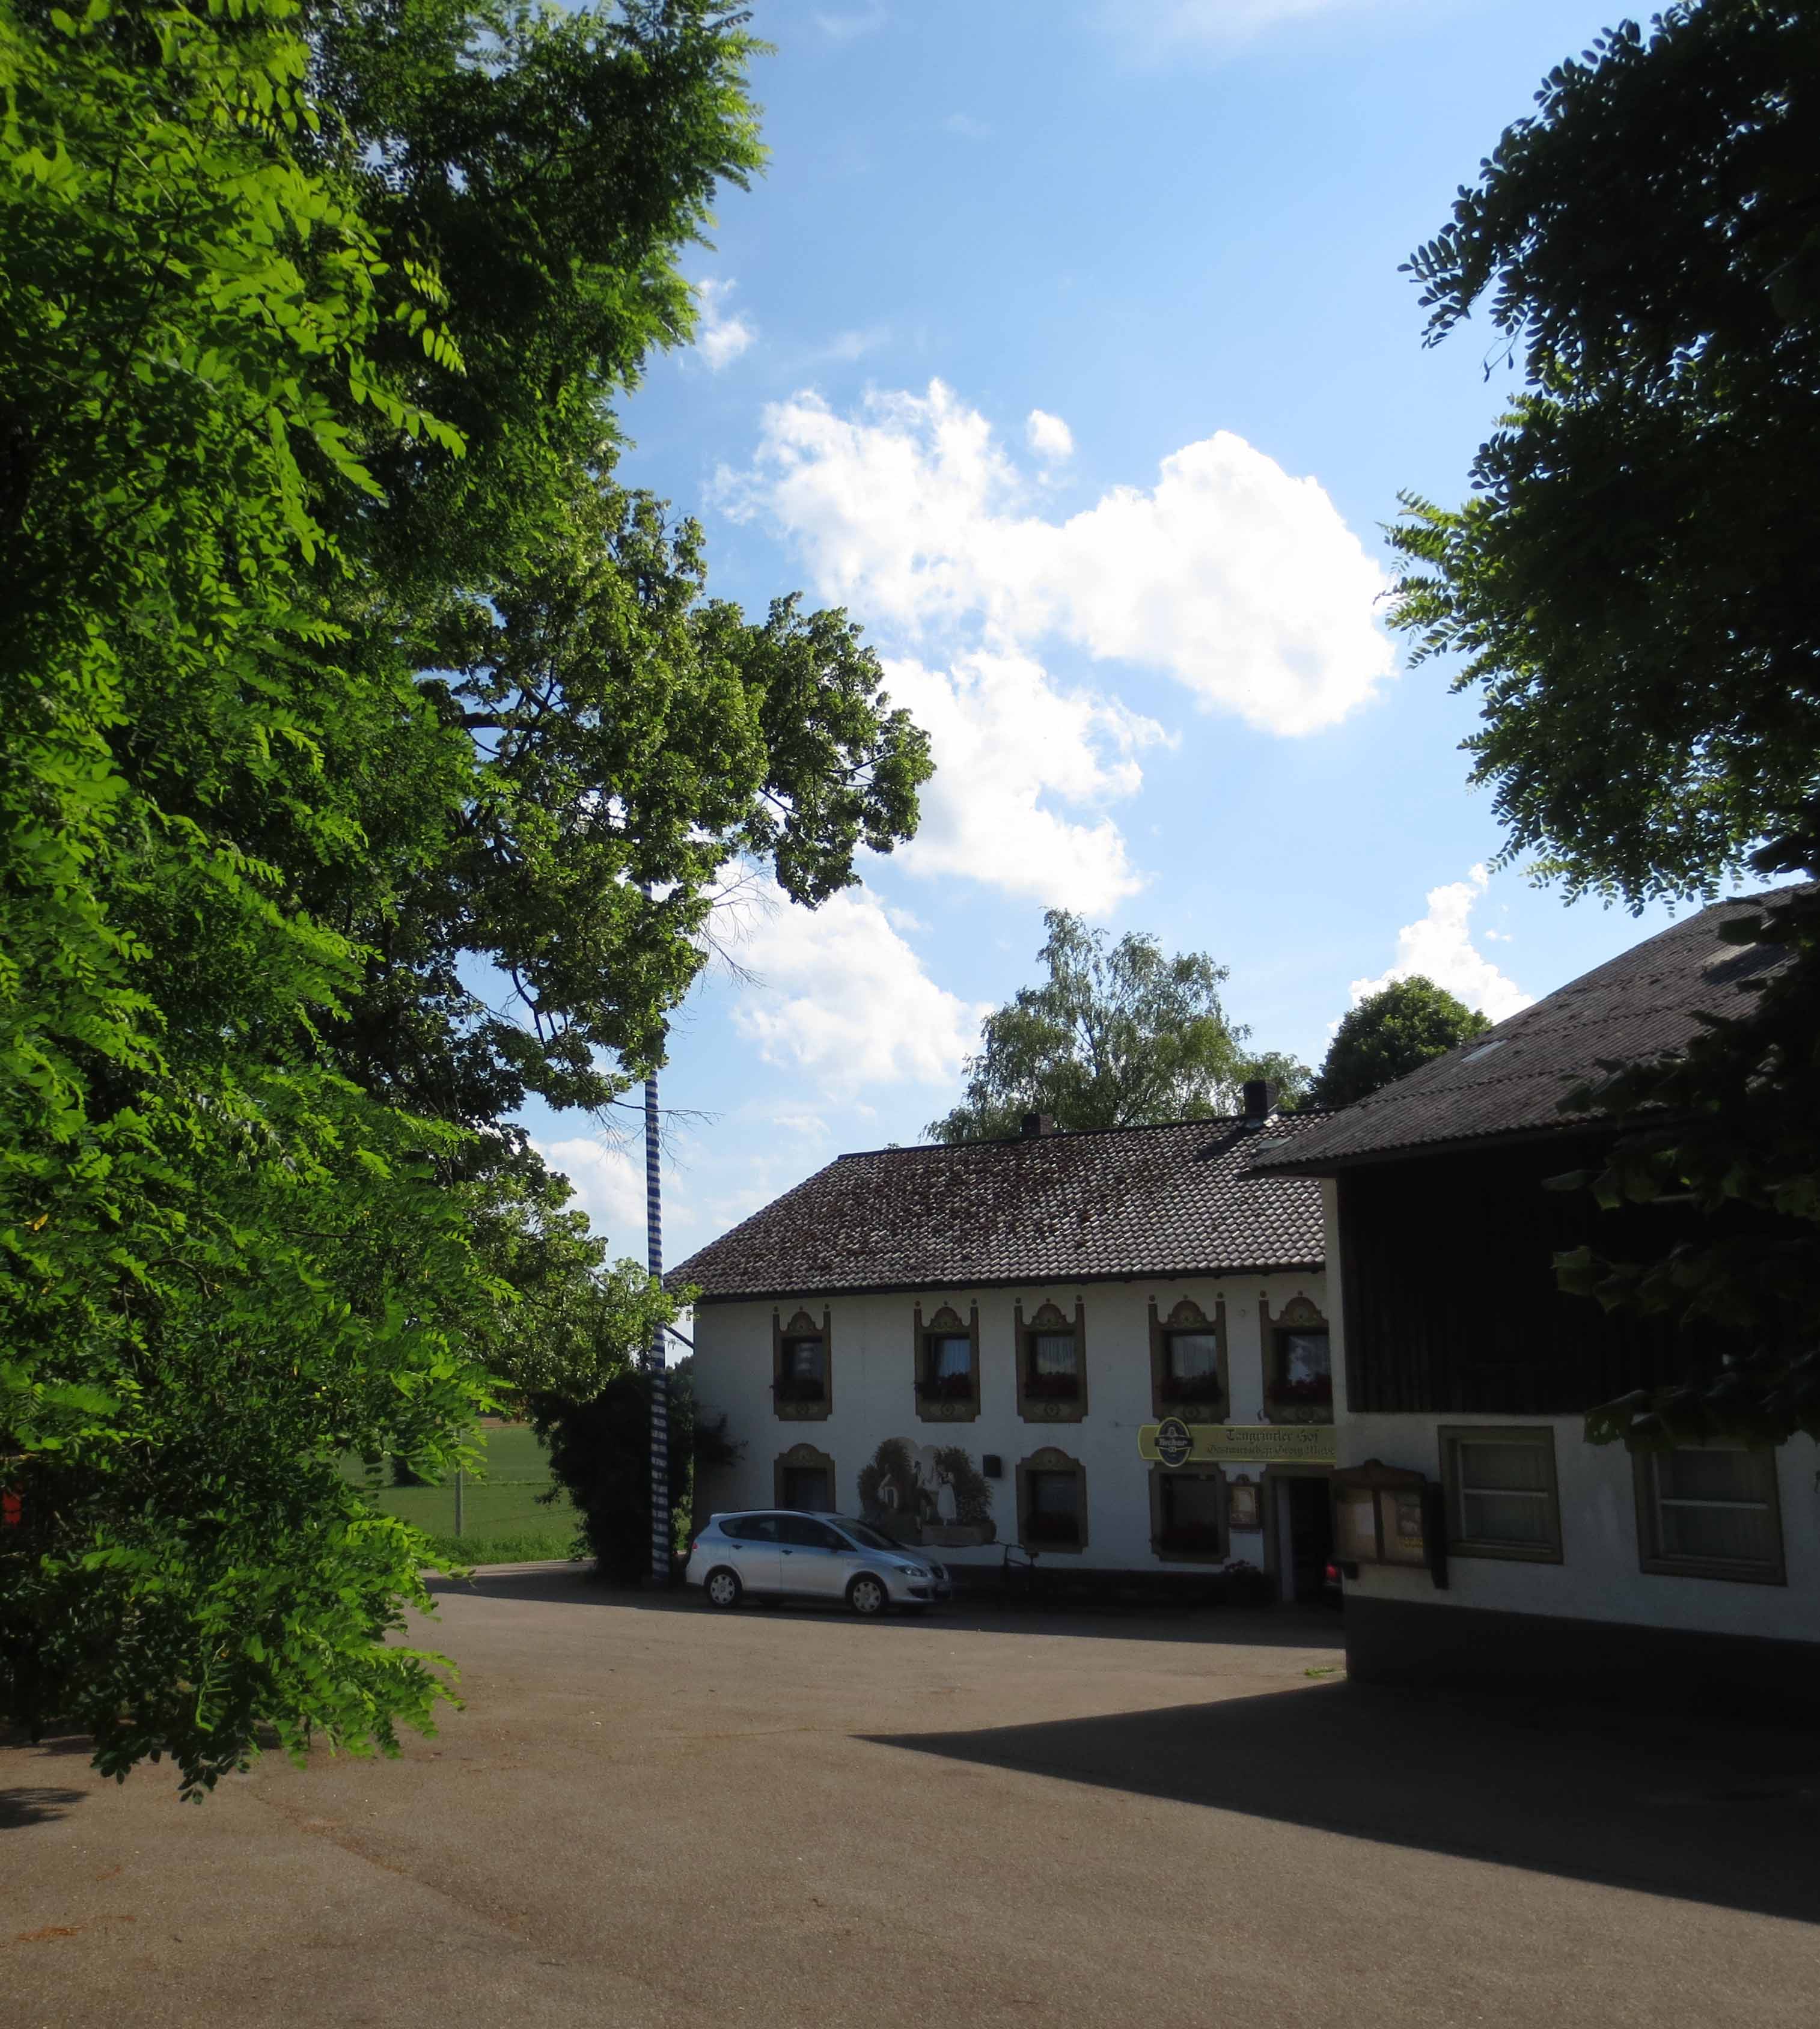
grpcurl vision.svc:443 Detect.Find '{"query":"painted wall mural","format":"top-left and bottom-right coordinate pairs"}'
top-left (857, 1438), bottom-right (995, 1547)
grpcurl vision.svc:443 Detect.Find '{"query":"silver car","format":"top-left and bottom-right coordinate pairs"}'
top-left (685, 1510), bottom-right (952, 1617)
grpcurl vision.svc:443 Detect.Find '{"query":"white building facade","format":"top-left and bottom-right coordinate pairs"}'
top-left (689, 1273), bottom-right (1336, 1592)
top-left (674, 1106), bottom-right (1340, 1596)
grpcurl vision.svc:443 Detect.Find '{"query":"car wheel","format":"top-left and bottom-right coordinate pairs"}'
top-left (847, 1573), bottom-right (889, 1618)
top-left (703, 1567), bottom-right (742, 1610)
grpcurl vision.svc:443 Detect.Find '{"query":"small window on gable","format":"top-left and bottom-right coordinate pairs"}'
top-left (1635, 1447), bottom-right (1785, 1585)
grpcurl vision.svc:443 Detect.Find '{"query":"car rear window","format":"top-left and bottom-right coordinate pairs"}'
top-left (723, 1513), bottom-right (780, 1542)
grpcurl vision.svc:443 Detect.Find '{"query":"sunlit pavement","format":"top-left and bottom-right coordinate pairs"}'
top-left (5, 1570), bottom-right (1818, 2028)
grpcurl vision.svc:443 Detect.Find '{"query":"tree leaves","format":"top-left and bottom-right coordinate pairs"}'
top-left (927, 911), bottom-right (1310, 1143)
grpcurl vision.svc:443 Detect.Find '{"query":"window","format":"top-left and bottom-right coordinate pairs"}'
top-left (778, 1513), bottom-right (840, 1546)
top-left (922, 1334), bottom-right (974, 1401)
top-left (1025, 1471), bottom-right (1080, 1546)
top-left (780, 1465), bottom-right (832, 1513)
top-left (1269, 1328), bottom-right (1332, 1409)
top-left (777, 1335), bottom-right (825, 1403)
top-left (772, 1306), bottom-right (832, 1420)
top-left (1439, 1426), bottom-right (1562, 1562)
top-left (1635, 1447), bottom-right (1785, 1584)
top-left (1161, 1331), bottom-right (1223, 1406)
top-left (1025, 1326), bottom-right (1079, 1400)
top-left (914, 1302), bottom-right (979, 1421)
top-left (1154, 1472), bottom-right (1225, 1558)
top-left (723, 1513), bottom-right (780, 1543)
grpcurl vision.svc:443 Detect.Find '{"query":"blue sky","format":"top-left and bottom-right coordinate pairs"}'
top-left (519, 0), bottom-right (1723, 1269)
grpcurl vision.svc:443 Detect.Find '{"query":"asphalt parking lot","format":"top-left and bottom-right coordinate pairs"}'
top-left (6, 1569), bottom-right (1819, 2028)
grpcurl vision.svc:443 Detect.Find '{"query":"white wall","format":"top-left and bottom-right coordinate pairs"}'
top-left (689, 1271), bottom-right (1327, 1575)
top-left (1322, 1183), bottom-right (1820, 1643)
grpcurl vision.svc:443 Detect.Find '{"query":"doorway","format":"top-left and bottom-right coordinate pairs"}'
top-left (1277, 1474), bottom-right (1335, 1603)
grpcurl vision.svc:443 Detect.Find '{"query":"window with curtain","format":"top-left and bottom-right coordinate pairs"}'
top-left (777, 1335), bottom-right (825, 1402)
top-left (1440, 1427), bottom-right (1562, 1561)
top-left (1026, 1328), bottom-right (1079, 1399)
top-left (1637, 1447), bottom-right (1784, 1583)
top-left (923, 1332), bottom-right (973, 1399)
top-left (1162, 1330), bottom-right (1221, 1405)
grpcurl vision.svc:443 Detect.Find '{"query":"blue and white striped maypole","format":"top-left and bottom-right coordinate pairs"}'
top-left (645, 1066), bottom-right (671, 1585)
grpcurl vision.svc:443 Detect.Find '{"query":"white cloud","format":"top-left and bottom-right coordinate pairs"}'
top-left (881, 650), bottom-right (1163, 911)
top-left (815, 4), bottom-right (887, 42)
top-left (533, 1135), bottom-right (649, 1246)
top-left (1025, 407), bottom-right (1074, 462)
top-left (946, 112), bottom-right (993, 139)
top-left (692, 278), bottom-right (754, 371)
top-left (720, 379), bottom-right (1393, 738)
top-left (1349, 866), bottom-right (1534, 1022)
top-left (727, 880), bottom-right (987, 1093)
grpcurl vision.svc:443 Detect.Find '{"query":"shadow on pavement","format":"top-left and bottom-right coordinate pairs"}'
top-left (1, 1786), bottom-right (87, 1830)
top-left (866, 1679), bottom-right (1820, 1924)
top-left (421, 1567), bottom-right (1345, 1650)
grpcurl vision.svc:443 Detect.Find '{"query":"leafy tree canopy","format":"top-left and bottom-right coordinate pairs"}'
top-left (1, 0), bottom-right (924, 1792)
top-left (1390, 0), bottom-right (1820, 1445)
top-left (1310, 977), bottom-right (1490, 1110)
top-left (927, 912), bottom-right (1309, 1143)
top-left (1390, 0), bottom-right (1820, 906)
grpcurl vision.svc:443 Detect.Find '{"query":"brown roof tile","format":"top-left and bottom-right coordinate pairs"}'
top-left (670, 1114), bottom-right (1330, 1302)
top-left (1254, 885), bottom-right (1804, 1176)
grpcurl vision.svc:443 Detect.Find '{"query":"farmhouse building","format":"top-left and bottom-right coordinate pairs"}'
top-left (1255, 887), bottom-right (1820, 1710)
top-left (673, 1097), bottom-right (1346, 1596)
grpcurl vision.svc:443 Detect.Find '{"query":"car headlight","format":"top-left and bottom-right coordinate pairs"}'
top-left (900, 1564), bottom-right (929, 1579)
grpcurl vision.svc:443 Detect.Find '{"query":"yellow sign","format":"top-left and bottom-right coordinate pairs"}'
top-left (1137, 1423), bottom-right (1337, 1466)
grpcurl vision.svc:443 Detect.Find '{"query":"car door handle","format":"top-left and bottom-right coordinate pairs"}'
top-left (781, 1548), bottom-right (793, 1555)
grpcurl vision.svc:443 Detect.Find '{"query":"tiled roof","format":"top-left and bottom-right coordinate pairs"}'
top-left (669, 1114), bottom-right (1330, 1302)
top-left (1254, 885), bottom-right (1805, 1176)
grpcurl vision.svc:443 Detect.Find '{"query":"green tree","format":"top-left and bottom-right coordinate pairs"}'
top-left (927, 911), bottom-right (1309, 1143)
top-left (1310, 977), bottom-right (1490, 1110)
top-left (1387, 0), bottom-right (1820, 1443)
top-left (1, 0), bottom-right (924, 1793)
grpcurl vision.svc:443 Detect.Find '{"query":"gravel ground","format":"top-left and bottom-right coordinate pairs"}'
top-left (5, 1570), bottom-right (1818, 2028)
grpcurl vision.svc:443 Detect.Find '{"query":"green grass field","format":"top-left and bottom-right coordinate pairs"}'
top-left (343, 1421), bottom-right (581, 1567)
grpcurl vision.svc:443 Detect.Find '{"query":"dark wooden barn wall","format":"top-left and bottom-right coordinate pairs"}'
top-left (1338, 1141), bottom-right (1705, 1416)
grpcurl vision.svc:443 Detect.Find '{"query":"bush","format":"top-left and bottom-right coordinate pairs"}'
top-left (530, 1370), bottom-right (738, 1585)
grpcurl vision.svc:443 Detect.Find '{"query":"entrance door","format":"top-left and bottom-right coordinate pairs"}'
top-left (1283, 1476), bottom-right (1334, 1603)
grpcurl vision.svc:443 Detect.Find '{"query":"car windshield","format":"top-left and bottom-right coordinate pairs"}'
top-left (831, 1519), bottom-right (896, 1552)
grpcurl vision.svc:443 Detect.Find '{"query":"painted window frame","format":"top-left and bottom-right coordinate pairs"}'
top-left (774, 1442), bottom-right (837, 1513)
top-left (1017, 1447), bottom-right (1087, 1553)
top-left (1438, 1424), bottom-right (1563, 1563)
top-left (1015, 1297), bottom-right (1088, 1423)
top-left (1632, 1445), bottom-right (1786, 1587)
top-left (1262, 1293), bottom-right (1333, 1423)
top-left (771, 1305), bottom-right (832, 1421)
top-left (913, 1299), bottom-right (981, 1423)
top-left (1148, 1296), bottom-right (1227, 1419)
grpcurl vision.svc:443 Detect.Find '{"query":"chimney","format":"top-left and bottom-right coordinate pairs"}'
top-left (1020, 1112), bottom-right (1058, 1138)
top-left (1241, 1079), bottom-right (1276, 1128)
